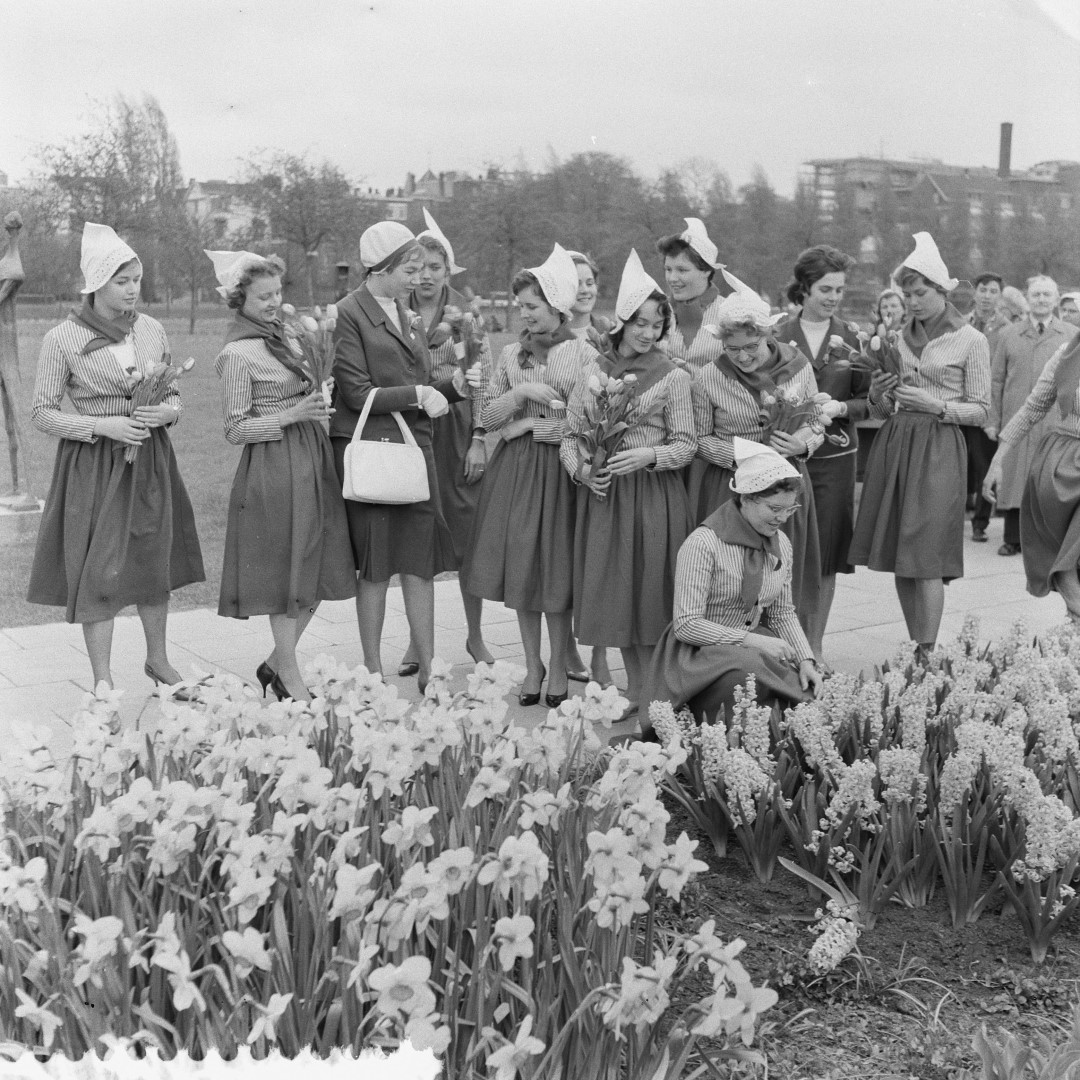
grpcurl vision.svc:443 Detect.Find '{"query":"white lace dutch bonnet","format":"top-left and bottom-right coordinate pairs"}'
top-left (80, 222), bottom-right (140, 295)
top-left (526, 243), bottom-right (579, 315)
top-left (729, 436), bottom-right (800, 494)
top-left (204, 249), bottom-right (266, 299)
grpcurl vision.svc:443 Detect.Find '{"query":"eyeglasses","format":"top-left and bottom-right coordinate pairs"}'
top-left (724, 341), bottom-right (764, 356)
top-left (754, 501), bottom-right (802, 520)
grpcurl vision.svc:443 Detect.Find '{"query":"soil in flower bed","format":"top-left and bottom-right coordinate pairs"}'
top-left (658, 796), bottom-right (1080, 1079)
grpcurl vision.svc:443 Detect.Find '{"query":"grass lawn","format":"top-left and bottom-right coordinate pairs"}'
top-left (1, 307), bottom-right (520, 628)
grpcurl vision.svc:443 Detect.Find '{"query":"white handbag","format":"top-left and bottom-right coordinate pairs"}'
top-left (341, 387), bottom-right (430, 504)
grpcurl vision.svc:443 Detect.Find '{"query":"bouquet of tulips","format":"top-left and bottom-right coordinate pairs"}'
top-left (757, 384), bottom-right (832, 444)
top-left (427, 297), bottom-right (486, 373)
top-left (575, 370), bottom-right (664, 498)
top-left (281, 304), bottom-right (336, 409)
top-left (123, 357), bottom-right (196, 463)
top-left (843, 317), bottom-right (908, 383)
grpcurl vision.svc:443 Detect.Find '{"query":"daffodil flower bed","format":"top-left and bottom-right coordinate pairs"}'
top-left (650, 618), bottom-right (1080, 968)
top-left (0, 658), bottom-right (776, 1077)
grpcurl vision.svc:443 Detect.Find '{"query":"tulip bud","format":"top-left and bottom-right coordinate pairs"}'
top-left (181, 357), bottom-right (196, 372)
top-left (828, 335), bottom-right (845, 349)
top-left (870, 336), bottom-right (881, 351)
top-left (312, 306), bottom-right (322, 318)
top-left (300, 315), bottom-right (318, 332)
top-left (326, 304), bottom-right (338, 321)
top-left (281, 303), bottom-right (296, 317)
top-left (548, 399), bottom-right (565, 411)
top-left (623, 373), bottom-right (638, 385)
top-left (587, 374), bottom-right (602, 395)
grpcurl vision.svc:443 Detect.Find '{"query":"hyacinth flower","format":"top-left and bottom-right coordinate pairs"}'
top-left (123, 356), bottom-right (196, 463)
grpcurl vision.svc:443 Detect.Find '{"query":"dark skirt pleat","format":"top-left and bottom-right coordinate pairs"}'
top-left (332, 436), bottom-right (457, 583)
top-left (808, 451), bottom-right (857, 576)
top-left (220, 421), bottom-right (356, 618)
top-left (849, 411), bottom-right (966, 580)
top-left (461, 436), bottom-right (574, 613)
top-left (27, 428), bottom-right (205, 623)
top-left (432, 399), bottom-right (481, 567)
top-left (684, 456), bottom-right (821, 619)
top-left (1019, 431), bottom-right (1080, 598)
top-left (573, 469), bottom-right (693, 648)
top-left (642, 622), bottom-right (810, 728)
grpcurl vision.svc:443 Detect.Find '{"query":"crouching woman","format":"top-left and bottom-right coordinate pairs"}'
top-left (641, 438), bottom-right (822, 735)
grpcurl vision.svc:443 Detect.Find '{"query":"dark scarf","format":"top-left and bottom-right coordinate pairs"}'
top-left (68, 300), bottom-right (137, 355)
top-left (902, 302), bottom-right (968, 360)
top-left (714, 339), bottom-right (808, 401)
top-left (706, 498), bottom-right (782, 614)
top-left (1053, 336), bottom-right (1080, 419)
top-left (598, 347), bottom-right (676, 399)
top-left (224, 311), bottom-right (311, 385)
top-left (518, 323), bottom-right (576, 368)
top-left (672, 284), bottom-right (719, 344)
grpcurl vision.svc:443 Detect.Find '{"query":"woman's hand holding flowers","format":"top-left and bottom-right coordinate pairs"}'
top-left (582, 466), bottom-right (611, 497)
top-left (868, 370), bottom-right (898, 403)
top-left (605, 447), bottom-right (657, 475)
top-left (769, 430), bottom-right (808, 457)
top-left (799, 659), bottom-right (822, 696)
top-left (893, 386), bottom-right (943, 415)
top-left (514, 382), bottom-right (561, 407)
top-left (132, 404), bottom-right (179, 428)
top-left (95, 416), bottom-right (151, 446)
top-left (283, 389), bottom-right (333, 427)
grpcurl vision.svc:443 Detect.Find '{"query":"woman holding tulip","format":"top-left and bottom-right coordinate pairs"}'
top-left (462, 245), bottom-right (599, 707)
top-left (561, 250), bottom-right (695, 720)
top-left (207, 250), bottom-right (355, 703)
top-left (776, 245), bottom-right (868, 662)
top-left (850, 233), bottom-right (991, 653)
top-left (27, 223), bottom-right (204, 692)
top-left (394, 211), bottom-right (496, 674)
top-left (684, 282), bottom-right (829, 631)
top-left (332, 222), bottom-right (480, 694)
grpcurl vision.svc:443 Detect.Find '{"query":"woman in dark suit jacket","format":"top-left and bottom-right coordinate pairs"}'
top-left (774, 245), bottom-right (868, 664)
top-left (331, 221), bottom-right (478, 692)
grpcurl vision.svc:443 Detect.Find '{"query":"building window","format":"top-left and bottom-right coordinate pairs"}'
top-left (968, 195), bottom-right (983, 217)
top-left (387, 202), bottom-right (408, 221)
top-left (213, 216), bottom-right (227, 240)
top-left (999, 195), bottom-right (1016, 218)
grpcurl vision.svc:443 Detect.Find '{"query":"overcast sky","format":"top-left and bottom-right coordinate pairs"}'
top-left (2, 0), bottom-right (1078, 196)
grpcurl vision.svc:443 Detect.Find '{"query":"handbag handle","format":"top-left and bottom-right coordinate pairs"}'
top-left (350, 386), bottom-right (420, 448)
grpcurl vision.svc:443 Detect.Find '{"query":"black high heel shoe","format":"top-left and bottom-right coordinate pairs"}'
top-left (545, 687), bottom-right (569, 709)
top-left (145, 662), bottom-right (198, 702)
top-left (256, 661), bottom-right (277, 697)
top-left (398, 661), bottom-right (420, 677)
top-left (519, 664), bottom-right (546, 708)
top-left (270, 672), bottom-right (312, 702)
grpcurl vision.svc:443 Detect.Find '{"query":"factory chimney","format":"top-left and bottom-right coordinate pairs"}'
top-left (998, 122), bottom-right (1013, 179)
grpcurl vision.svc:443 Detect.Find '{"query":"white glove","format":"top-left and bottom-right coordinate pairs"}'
top-left (417, 385), bottom-right (449, 418)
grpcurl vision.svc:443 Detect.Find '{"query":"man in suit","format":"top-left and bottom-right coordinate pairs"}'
top-left (966, 272), bottom-right (1009, 542)
top-left (986, 275), bottom-right (1079, 555)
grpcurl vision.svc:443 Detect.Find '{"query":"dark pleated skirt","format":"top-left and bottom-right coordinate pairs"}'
top-left (332, 436), bottom-right (457, 583)
top-left (1019, 431), bottom-right (1080, 598)
top-left (808, 451), bottom-right (857, 576)
top-left (684, 456), bottom-right (821, 618)
top-left (642, 623), bottom-right (809, 730)
top-left (849, 411), bottom-right (966, 581)
top-left (573, 468), bottom-right (693, 648)
top-left (27, 428), bottom-right (205, 623)
top-left (220, 421), bottom-right (356, 618)
top-left (432, 398), bottom-right (481, 567)
top-left (461, 436), bottom-right (574, 613)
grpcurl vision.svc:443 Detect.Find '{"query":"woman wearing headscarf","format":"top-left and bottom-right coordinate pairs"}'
top-left (775, 245), bottom-right (868, 662)
top-left (850, 233), bottom-right (991, 653)
top-left (641, 438), bottom-right (821, 737)
top-left (561, 250), bottom-right (696, 721)
top-left (656, 218), bottom-right (727, 369)
top-left (207, 249), bottom-right (355, 702)
top-left (331, 221), bottom-right (480, 693)
top-left (462, 245), bottom-right (600, 707)
top-left (27, 223), bottom-right (204, 692)
top-left (394, 210), bottom-right (495, 675)
top-left (684, 281), bottom-right (828, 632)
top-left (983, 334), bottom-right (1080, 621)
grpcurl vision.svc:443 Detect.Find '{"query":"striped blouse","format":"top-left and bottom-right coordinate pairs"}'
top-left (666, 292), bottom-right (727, 370)
top-left (428, 330), bottom-right (493, 430)
top-left (479, 336), bottom-right (600, 444)
top-left (31, 314), bottom-right (179, 443)
top-left (870, 324), bottom-right (991, 425)
top-left (999, 341), bottom-right (1080, 444)
top-left (214, 337), bottom-right (311, 445)
top-left (559, 362), bottom-right (697, 476)
top-left (673, 525), bottom-right (814, 659)
top-left (693, 362), bottom-right (824, 469)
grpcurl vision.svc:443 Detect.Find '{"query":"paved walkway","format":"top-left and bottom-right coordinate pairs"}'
top-left (0, 513), bottom-right (1068, 758)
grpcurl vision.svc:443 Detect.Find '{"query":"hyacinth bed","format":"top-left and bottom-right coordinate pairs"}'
top-left (0, 658), bottom-right (775, 1079)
